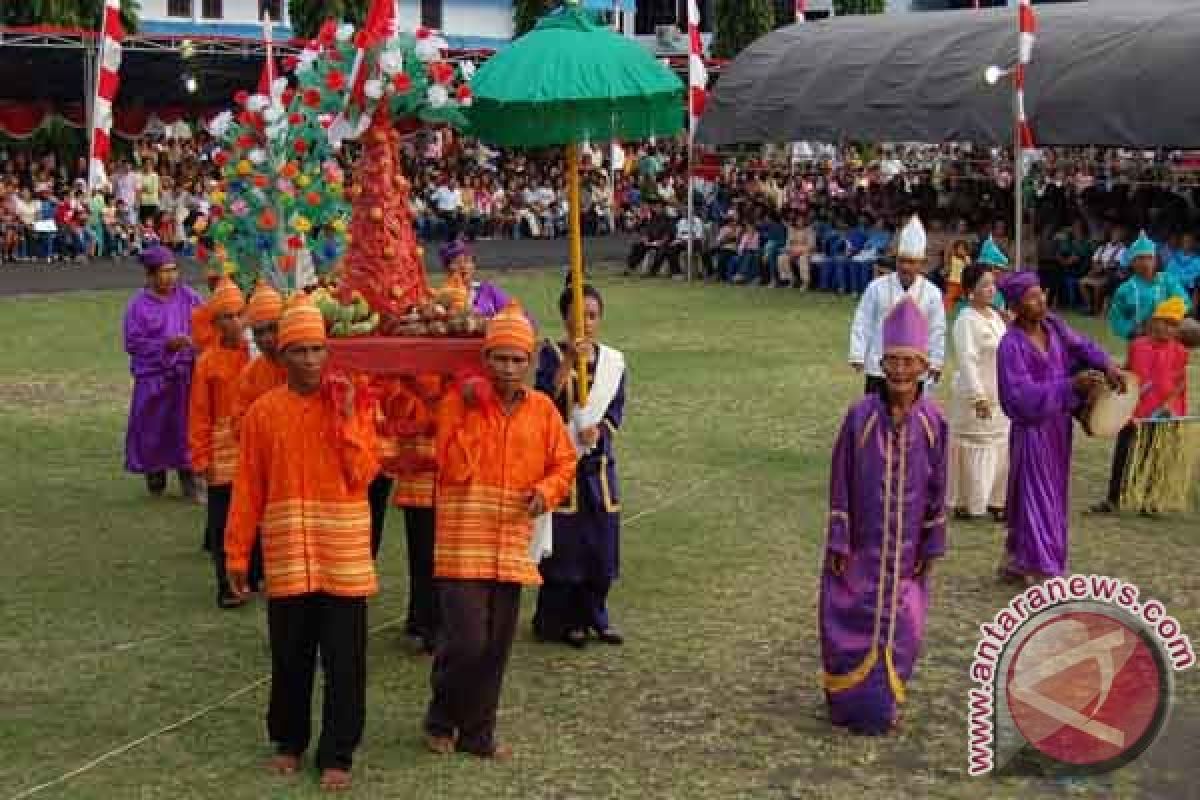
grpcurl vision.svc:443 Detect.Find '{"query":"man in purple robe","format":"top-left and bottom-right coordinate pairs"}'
top-left (996, 271), bottom-right (1123, 584)
top-left (440, 239), bottom-right (511, 317)
top-left (820, 296), bottom-right (948, 735)
top-left (123, 245), bottom-right (203, 498)
top-left (533, 284), bottom-right (627, 649)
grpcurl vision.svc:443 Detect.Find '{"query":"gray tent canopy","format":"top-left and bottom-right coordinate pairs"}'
top-left (697, 0), bottom-right (1200, 149)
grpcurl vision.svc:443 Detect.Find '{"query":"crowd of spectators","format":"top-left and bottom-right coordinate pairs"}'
top-left (0, 135), bottom-right (216, 264)
top-left (3, 131), bottom-right (1200, 318)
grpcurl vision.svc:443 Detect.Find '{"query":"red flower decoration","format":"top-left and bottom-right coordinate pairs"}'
top-left (392, 73), bottom-right (412, 94)
top-left (456, 85), bottom-right (473, 103)
top-left (429, 62), bottom-right (454, 85)
top-left (282, 89), bottom-right (295, 106)
top-left (287, 235), bottom-right (304, 250)
top-left (320, 117), bottom-right (333, 129)
top-left (306, 191), bottom-right (322, 206)
top-left (325, 70), bottom-right (346, 92)
top-left (294, 139), bottom-right (309, 156)
top-left (317, 20), bottom-right (337, 46)
top-left (302, 88), bottom-right (323, 108)
top-left (253, 174), bottom-right (269, 189)
top-left (415, 26), bottom-right (431, 40)
top-left (234, 90), bottom-right (249, 106)
top-left (288, 112), bottom-right (304, 126)
top-left (278, 254), bottom-right (296, 272)
top-left (196, 244), bottom-right (208, 262)
top-left (235, 133), bottom-right (255, 150)
top-left (238, 111), bottom-right (256, 127)
top-left (284, 54), bottom-right (299, 72)
top-left (212, 150), bottom-right (229, 167)
top-left (209, 205), bottom-right (224, 220)
top-left (258, 210), bottom-right (278, 230)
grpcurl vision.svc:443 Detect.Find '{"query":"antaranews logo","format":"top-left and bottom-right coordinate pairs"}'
top-left (967, 574), bottom-right (1194, 777)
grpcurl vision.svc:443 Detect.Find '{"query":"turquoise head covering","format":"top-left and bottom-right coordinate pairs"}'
top-left (1128, 230), bottom-right (1157, 260)
top-left (978, 236), bottom-right (1010, 269)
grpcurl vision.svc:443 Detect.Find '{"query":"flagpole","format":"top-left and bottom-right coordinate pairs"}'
top-left (87, 6), bottom-right (108, 190)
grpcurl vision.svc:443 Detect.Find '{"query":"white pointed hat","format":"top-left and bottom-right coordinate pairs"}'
top-left (896, 214), bottom-right (927, 259)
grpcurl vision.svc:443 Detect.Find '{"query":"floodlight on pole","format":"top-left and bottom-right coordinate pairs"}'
top-left (984, 65), bottom-right (1011, 86)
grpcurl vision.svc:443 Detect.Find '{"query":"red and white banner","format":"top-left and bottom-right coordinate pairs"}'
top-left (89, 0), bottom-right (124, 188)
top-left (1016, 0), bottom-right (1037, 150)
top-left (686, 0), bottom-right (707, 138)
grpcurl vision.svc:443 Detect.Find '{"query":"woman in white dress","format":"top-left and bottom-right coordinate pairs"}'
top-left (948, 264), bottom-right (1011, 520)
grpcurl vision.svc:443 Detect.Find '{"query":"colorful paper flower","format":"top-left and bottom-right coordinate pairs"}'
top-left (392, 73), bottom-right (413, 94)
top-left (325, 70), bottom-right (346, 92)
top-left (429, 61), bottom-right (455, 85)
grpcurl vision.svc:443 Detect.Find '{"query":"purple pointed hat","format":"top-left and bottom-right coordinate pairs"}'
top-left (998, 270), bottom-right (1040, 304)
top-left (439, 238), bottom-right (471, 268)
top-left (883, 296), bottom-right (930, 360)
top-left (139, 244), bottom-right (176, 272)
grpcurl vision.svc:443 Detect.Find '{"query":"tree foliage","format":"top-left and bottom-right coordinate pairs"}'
top-left (711, 0), bottom-right (774, 60)
top-left (833, 0), bottom-right (886, 14)
top-left (287, 0), bottom-right (367, 40)
top-left (3, 0), bottom-right (139, 32)
top-left (513, 0), bottom-right (557, 37)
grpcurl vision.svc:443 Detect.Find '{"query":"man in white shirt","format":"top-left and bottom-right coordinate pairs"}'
top-left (848, 215), bottom-right (946, 394)
top-left (430, 176), bottom-right (463, 241)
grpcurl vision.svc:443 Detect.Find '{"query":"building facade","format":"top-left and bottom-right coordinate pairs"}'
top-left (136, 1), bottom-right (1074, 48)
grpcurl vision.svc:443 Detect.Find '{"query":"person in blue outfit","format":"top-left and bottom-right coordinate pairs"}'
top-left (533, 284), bottom-right (627, 649)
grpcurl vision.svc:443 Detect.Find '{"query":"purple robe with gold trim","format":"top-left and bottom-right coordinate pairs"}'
top-left (122, 285), bottom-right (203, 473)
top-left (996, 316), bottom-right (1111, 577)
top-left (820, 393), bottom-right (948, 735)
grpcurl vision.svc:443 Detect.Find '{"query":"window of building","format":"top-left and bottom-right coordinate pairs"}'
top-left (258, 0), bottom-right (283, 22)
top-left (634, 0), bottom-right (680, 36)
top-left (420, 0), bottom-right (443, 29)
top-left (167, 0), bottom-right (192, 18)
top-left (200, 0), bottom-right (223, 20)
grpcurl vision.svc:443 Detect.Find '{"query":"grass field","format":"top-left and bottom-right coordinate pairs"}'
top-left (1, 270), bottom-right (1197, 799)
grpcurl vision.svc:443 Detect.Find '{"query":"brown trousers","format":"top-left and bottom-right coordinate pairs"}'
top-left (424, 579), bottom-right (521, 755)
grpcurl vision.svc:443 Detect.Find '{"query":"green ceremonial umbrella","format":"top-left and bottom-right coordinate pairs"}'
top-left (469, 0), bottom-right (683, 402)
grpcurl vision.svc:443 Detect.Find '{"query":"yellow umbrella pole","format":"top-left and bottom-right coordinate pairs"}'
top-left (565, 141), bottom-right (589, 406)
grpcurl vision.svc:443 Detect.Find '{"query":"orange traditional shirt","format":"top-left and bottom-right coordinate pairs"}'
top-left (232, 355), bottom-right (288, 435)
top-left (190, 305), bottom-right (217, 354)
top-left (434, 385), bottom-right (577, 585)
top-left (187, 343), bottom-right (250, 485)
top-left (226, 386), bottom-right (380, 599)
top-left (384, 375), bottom-right (445, 509)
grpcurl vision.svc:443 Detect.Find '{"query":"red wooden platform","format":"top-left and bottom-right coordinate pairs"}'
top-left (327, 337), bottom-right (484, 376)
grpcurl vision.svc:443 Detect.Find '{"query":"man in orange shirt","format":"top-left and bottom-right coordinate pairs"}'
top-left (190, 268), bottom-right (222, 355)
top-left (226, 295), bottom-right (379, 792)
top-left (424, 302), bottom-right (577, 760)
top-left (233, 281), bottom-right (287, 431)
top-left (188, 277), bottom-right (250, 608)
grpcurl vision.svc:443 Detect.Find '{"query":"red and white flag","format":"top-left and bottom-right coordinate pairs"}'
top-left (89, 0), bottom-right (124, 188)
top-left (686, 0), bottom-right (707, 138)
top-left (1016, 0), bottom-right (1037, 149)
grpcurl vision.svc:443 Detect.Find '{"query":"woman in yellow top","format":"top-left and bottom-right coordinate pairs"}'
top-left (943, 239), bottom-right (970, 311)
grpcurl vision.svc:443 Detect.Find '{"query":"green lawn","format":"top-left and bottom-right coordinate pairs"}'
top-left (1, 271), bottom-right (1197, 799)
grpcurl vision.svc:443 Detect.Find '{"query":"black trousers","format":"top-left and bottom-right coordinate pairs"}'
top-left (206, 484), bottom-right (262, 597)
top-left (402, 506), bottom-right (438, 644)
top-left (267, 593), bottom-right (367, 771)
top-left (1106, 423), bottom-right (1138, 507)
top-left (367, 473), bottom-right (394, 560)
top-left (425, 580), bottom-right (521, 755)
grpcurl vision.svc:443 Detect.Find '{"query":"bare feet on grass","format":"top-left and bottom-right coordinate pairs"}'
top-left (320, 768), bottom-right (352, 792)
top-left (268, 753), bottom-right (300, 775)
